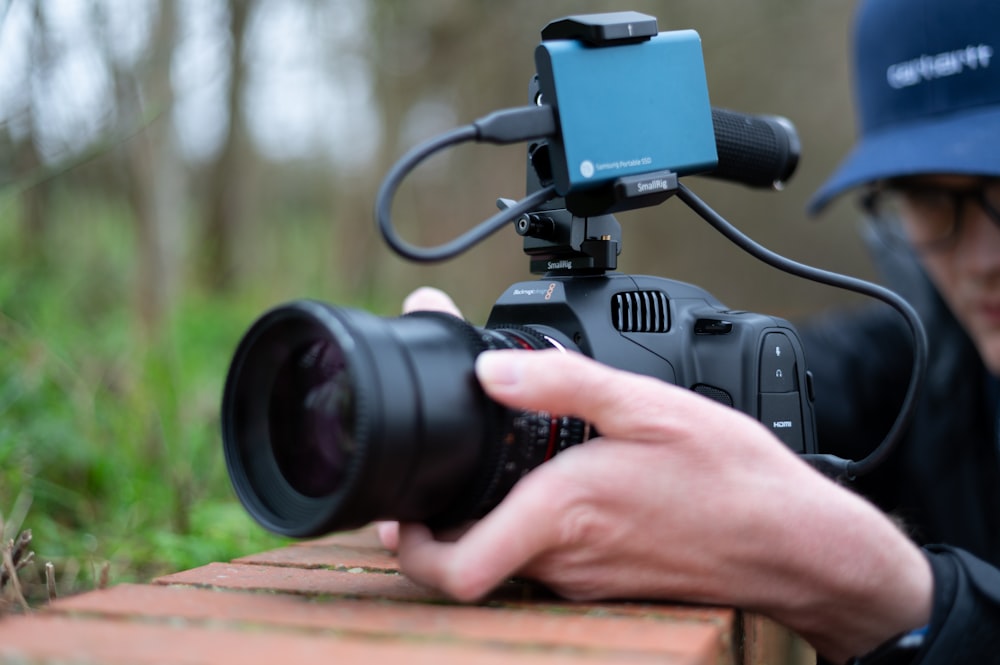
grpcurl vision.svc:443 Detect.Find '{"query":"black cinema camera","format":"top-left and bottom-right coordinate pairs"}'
top-left (222, 12), bottom-right (925, 539)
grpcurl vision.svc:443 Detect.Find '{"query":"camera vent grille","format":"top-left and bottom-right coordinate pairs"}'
top-left (612, 291), bottom-right (669, 333)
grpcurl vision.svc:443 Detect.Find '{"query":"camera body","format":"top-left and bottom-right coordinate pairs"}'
top-left (485, 273), bottom-right (816, 454)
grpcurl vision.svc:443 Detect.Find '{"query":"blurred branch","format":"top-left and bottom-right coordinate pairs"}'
top-left (44, 562), bottom-right (56, 601)
top-left (1, 104), bottom-right (168, 199)
top-left (0, 529), bottom-right (34, 587)
top-left (0, 489), bottom-right (32, 544)
top-left (0, 510), bottom-right (33, 613)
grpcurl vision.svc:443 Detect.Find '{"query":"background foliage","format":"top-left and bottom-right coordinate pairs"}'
top-left (1, 0), bottom-right (872, 599)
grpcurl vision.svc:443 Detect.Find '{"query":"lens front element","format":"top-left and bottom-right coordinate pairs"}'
top-left (269, 339), bottom-right (354, 498)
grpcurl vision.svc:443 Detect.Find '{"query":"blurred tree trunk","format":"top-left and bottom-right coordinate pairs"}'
top-left (13, 0), bottom-right (51, 262)
top-left (199, 0), bottom-right (255, 293)
top-left (13, 122), bottom-right (48, 264)
top-left (110, 0), bottom-right (184, 338)
top-left (92, 0), bottom-right (184, 342)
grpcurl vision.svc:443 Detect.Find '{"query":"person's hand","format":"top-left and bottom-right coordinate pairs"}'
top-left (391, 347), bottom-right (933, 663)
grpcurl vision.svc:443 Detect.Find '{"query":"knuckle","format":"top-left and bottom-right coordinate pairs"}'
top-left (442, 564), bottom-right (491, 603)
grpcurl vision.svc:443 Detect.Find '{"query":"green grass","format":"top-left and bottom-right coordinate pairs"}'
top-left (0, 189), bottom-right (376, 600)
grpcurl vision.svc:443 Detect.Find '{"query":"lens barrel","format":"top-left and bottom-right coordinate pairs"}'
top-left (222, 300), bottom-right (585, 537)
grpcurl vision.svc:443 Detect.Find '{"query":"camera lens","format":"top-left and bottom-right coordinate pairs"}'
top-left (222, 300), bottom-right (586, 537)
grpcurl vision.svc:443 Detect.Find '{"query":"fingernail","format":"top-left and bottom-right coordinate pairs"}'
top-left (475, 350), bottom-right (523, 387)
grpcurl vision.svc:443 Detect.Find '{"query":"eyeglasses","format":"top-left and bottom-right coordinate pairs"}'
top-left (860, 178), bottom-right (1000, 252)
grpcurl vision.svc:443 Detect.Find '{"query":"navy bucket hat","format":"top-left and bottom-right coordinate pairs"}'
top-left (808, 0), bottom-right (1000, 214)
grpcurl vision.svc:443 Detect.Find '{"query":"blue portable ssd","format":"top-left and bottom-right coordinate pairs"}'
top-left (535, 29), bottom-right (718, 196)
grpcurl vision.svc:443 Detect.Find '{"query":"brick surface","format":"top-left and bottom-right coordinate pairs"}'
top-left (44, 584), bottom-right (726, 657)
top-left (0, 615), bottom-right (707, 665)
top-left (155, 561), bottom-right (449, 601)
top-left (0, 525), bottom-right (811, 664)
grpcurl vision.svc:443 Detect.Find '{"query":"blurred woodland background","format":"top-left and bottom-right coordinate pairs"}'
top-left (1, 0), bottom-right (873, 600)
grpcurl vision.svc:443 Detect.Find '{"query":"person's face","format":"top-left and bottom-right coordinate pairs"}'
top-left (891, 175), bottom-right (1000, 374)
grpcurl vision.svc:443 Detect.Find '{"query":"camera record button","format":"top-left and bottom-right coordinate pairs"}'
top-left (759, 332), bottom-right (797, 393)
top-left (759, 392), bottom-right (805, 453)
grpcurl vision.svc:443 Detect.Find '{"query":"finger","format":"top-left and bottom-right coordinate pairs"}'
top-left (396, 477), bottom-right (560, 602)
top-left (402, 287), bottom-right (463, 317)
top-left (375, 521), bottom-right (399, 551)
top-left (475, 348), bottom-right (759, 443)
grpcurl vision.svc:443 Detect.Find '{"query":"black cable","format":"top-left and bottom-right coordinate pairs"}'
top-left (375, 107), bottom-right (558, 263)
top-left (676, 183), bottom-right (929, 480)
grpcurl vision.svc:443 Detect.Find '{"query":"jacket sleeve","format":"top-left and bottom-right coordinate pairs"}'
top-left (914, 545), bottom-right (1000, 663)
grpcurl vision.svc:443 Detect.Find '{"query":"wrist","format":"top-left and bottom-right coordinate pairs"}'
top-left (751, 472), bottom-right (933, 662)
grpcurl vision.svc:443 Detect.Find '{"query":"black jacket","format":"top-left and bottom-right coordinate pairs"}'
top-left (800, 233), bottom-right (1000, 663)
